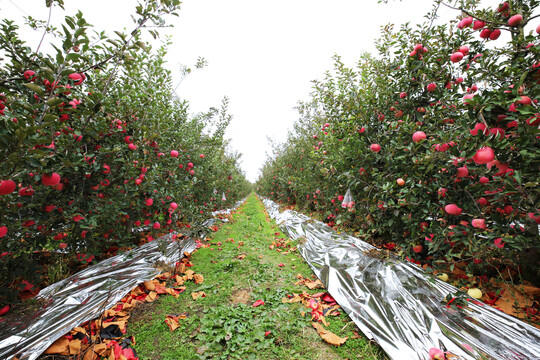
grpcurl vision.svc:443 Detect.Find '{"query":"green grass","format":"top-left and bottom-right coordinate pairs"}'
top-left (128, 192), bottom-right (388, 360)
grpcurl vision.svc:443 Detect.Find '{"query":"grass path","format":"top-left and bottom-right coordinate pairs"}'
top-left (128, 193), bottom-right (388, 360)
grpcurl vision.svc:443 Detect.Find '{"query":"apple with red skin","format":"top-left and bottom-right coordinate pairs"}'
top-left (370, 144), bottom-right (381, 152)
top-left (0, 226), bottom-right (7, 238)
top-left (426, 83), bottom-right (437, 92)
top-left (489, 29), bottom-right (501, 40)
top-left (42, 173), bottom-right (61, 186)
top-left (508, 14), bottom-right (523, 26)
top-left (445, 204), bottom-right (463, 215)
top-left (412, 131), bottom-right (426, 143)
top-left (397, 178), bottom-right (405, 186)
top-left (471, 219), bottom-right (486, 229)
top-left (0, 180), bottom-right (16, 195)
top-left (413, 244), bottom-right (423, 253)
top-left (171, 150), bottom-right (179, 157)
top-left (473, 147), bottom-right (495, 165)
top-left (128, 143), bottom-right (137, 151)
top-left (450, 52), bottom-right (464, 63)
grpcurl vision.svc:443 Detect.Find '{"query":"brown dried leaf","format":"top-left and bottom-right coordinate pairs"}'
top-left (44, 336), bottom-right (70, 355)
top-left (312, 322), bottom-right (347, 346)
top-left (191, 291), bottom-right (206, 300)
top-left (143, 281), bottom-right (155, 291)
top-left (194, 274), bottom-right (204, 284)
top-left (145, 291), bottom-right (157, 302)
top-left (68, 339), bottom-right (82, 355)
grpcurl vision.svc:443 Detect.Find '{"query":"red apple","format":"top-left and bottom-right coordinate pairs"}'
top-left (489, 29), bottom-right (501, 40)
top-left (450, 52), bottom-right (464, 63)
top-left (508, 14), bottom-right (523, 26)
top-left (479, 176), bottom-right (489, 184)
top-left (42, 173), bottom-right (61, 186)
top-left (445, 204), bottom-right (463, 216)
top-left (427, 83), bottom-right (437, 92)
top-left (0, 180), bottom-right (16, 195)
top-left (399, 92), bottom-right (407, 99)
top-left (170, 202), bottom-right (178, 210)
top-left (498, 2), bottom-right (509, 12)
top-left (458, 46), bottom-right (469, 56)
top-left (413, 244), bottom-right (423, 253)
top-left (537, 24), bottom-right (540, 34)
top-left (473, 20), bottom-right (486, 30)
top-left (0, 305), bottom-right (9, 316)
top-left (128, 143), bottom-right (137, 151)
top-left (471, 219), bottom-right (486, 229)
top-left (456, 166), bottom-right (469, 178)
top-left (479, 29), bottom-right (492, 39)
top-left (145, 198), bottom-right (153, 206)
top-left (171, 150), bottom-right (179, 157)
top-left (0, 226), bottom-right (7, 238)
top-left (59, 243), bottom-right (67, 249)
top-left (396, 178), bottom-right (405, 186)
top-left (153, 222), bottom-right (160, 229)
top-left (370, 144), bottom-right (381, 153)
top-left (477, 197), bottom-right (488, 206)
top-left (412, 131), bottom-right (426, 143)
top-left (473, 147), bottom-right (495, 165)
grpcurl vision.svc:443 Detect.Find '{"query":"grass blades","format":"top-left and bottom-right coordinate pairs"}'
top-left (128, 193), bottom-right (388, 360)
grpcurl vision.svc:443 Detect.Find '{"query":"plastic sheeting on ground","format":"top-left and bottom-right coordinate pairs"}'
top-left (0, 198), bottom-right (246, 360)
top-left (262, 197), bottom-right (540, 360)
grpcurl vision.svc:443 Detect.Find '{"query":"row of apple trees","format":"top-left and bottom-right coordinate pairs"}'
top-left (0, 0), bottom-right (251, 301)
top-left (257, 0), bottom-right (539, 283)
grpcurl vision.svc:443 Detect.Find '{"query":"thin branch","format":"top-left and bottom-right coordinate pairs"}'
top-left (33, 5), bottom-right (53, 60)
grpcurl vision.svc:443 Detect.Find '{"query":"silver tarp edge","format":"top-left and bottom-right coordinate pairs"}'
top-left (0, 198), bottom-right (246, 360)
top-left (261, 196), bottom-right (540, 360)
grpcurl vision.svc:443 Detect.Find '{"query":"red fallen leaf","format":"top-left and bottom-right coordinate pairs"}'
top-left (311, 292), bottom-right (325, 298)
top-left (0, 305), bottom-right (9, 316)
top-left (264, 331), bottom-right (271, 336)
top-left (322, 293), bottom-right (336, 305)
top-left (253, 300), bottom-right (265, 307)
top-left (277, 263), bottom-right (285, 267)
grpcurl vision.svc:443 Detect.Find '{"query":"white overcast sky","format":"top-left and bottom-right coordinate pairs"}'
top-left (1, 0), bottom-right (509, 181)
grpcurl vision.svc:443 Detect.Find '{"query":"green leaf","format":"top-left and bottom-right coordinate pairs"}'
top-left (24, 83), bottom-right (44, 97)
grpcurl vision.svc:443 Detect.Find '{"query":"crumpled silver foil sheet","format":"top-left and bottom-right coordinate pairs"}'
top-left (0, 199), bottom-right (246, 360)
top-left (262, 197), bottom-right (540, 360)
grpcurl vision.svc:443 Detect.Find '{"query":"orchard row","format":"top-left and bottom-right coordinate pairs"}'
top-left (0, 1), bottom-right (251, 301)
top-left (257, 0), bottom-right (540, 282)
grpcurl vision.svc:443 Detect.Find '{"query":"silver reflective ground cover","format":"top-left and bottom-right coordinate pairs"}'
top-left (0, 198), bottom-right (245, 360)
top-left (262, 197), bottom-right (540, 360)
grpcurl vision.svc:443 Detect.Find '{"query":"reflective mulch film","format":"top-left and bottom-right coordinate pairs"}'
top-left (262, 197), bottom-right (540, 360)
top-left (0, 199), bottom-right (246, 360)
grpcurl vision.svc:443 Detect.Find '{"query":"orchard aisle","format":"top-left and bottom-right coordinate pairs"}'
top-left (126, 193), bottom-right (388, 360)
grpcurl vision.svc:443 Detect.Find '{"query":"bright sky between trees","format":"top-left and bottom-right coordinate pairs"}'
top-left (2, 0), bottom-right (502, 182)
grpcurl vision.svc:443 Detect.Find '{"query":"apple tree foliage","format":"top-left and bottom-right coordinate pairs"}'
top-left (257, 0), bottom-right (539, 282)
top-left (0, 0), bottom-right (251, 301)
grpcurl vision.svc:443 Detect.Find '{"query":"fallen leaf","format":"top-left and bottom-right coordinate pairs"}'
top-left (191, 291), bottom-right (206, 300)
top-left (305, 279), bottom-right (324, 290)
top-left (194, 274), bottom-right (204, 284)
top-left (68, 339), bottom-right (82, 355)
top-left (165, 316), bottom-right (180, 332)
top-left (154, 284), bottom-right (168, 294)
top-left (44, 336), bottom-right (70, 355)
top-left (312, 322), bottom-right (347, 346)
top-left (143, 281), bottom-right (155, 291)
top-left (253, 299), bottom-right (265, 307)
top-left (145, 291), bottom-right (157, 302)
